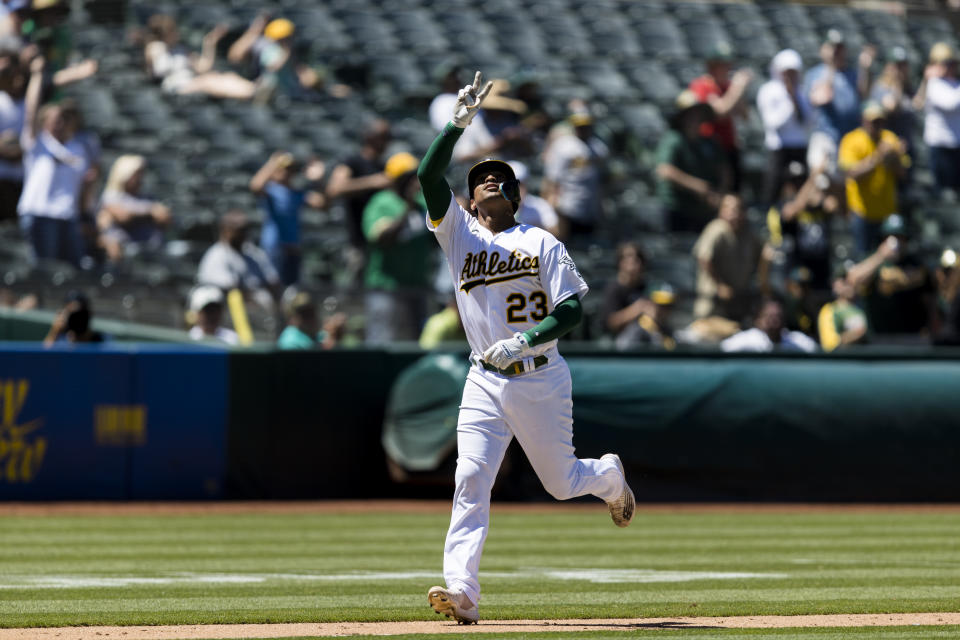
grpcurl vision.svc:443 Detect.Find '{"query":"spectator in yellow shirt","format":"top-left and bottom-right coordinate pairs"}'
top-left (419, 298), bottom-right (466, 349)
top-left (838, 101), bottom-right (910, 257)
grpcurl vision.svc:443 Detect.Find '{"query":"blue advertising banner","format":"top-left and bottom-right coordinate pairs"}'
top-left (0, 344), bottom-right (228, 499)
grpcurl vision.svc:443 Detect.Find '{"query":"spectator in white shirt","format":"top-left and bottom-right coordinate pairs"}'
top-left (428, 61), bottom-right (463, 132)
top-left (187, 285), bottom-right (238, 345)
top-left (542, 109), bottom-right (609, 239)
top-left (721, 298), bottom-right (819, 353)
top-left (508, 160), bottom-right (559, 237)
top-left (97, 155), bottom-right (171, 264)
top-left (757, 49), bottom-right (811, 206)
top-left (196, 209), bottom-right (281, 314)
top-left (17, 56), bottom-right (95, 266)
top-left (0, 47), bottom-right (24, 223)
top-left (919, 43), bottom-right (960, 191)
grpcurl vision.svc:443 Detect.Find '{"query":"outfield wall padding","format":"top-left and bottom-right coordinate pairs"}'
top-left (369, 352), bottom-right (960, 501)
top-left (1, 342), bottom-right (959, 500)
top-left (224, 348), bottom-right (424, 498)
top-left (0, 343), bottom-right (228, 499)
top-left (564, 357), bottom-right (960, 501)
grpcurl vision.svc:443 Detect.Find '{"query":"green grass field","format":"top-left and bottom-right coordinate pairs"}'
top-left (0, 506), bottom-right (958, 639)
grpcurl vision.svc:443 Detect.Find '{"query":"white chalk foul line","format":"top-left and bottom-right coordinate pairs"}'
top-left (0, 568), bottom-right (786, 589)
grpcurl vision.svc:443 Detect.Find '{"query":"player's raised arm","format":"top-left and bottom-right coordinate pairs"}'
top-left (418, 71), bottom-right (493, 223)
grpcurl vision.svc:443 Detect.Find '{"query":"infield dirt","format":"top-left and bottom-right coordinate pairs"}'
top-left (1, 613), bottom-right (960, 639)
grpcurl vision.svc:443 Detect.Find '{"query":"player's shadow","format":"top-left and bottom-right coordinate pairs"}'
top-left (478, 621), bottom-right (726, 630)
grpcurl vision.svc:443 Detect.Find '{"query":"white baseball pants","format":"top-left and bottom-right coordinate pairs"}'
top-left (442, 356), bottom-right (623, 607)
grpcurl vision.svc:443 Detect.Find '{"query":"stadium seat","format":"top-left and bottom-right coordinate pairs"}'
top-left (680, 21), bottom-right (733, 59)
top-left (571, 60), bottom-right (637, 102)
top-left (668, 2), bottom-right (715, 23)
top-left (636, 17), bottom-right (690, 60)
top-left (762, 4), bottom-right (815, 31)
top-left (615, 102), bottom-right (668, 147)
top-left (622, 60), bottom-right (682, 108)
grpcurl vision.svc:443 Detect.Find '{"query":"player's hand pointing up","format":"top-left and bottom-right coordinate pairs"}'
top-left (452, 70), bottom-right (493, 128)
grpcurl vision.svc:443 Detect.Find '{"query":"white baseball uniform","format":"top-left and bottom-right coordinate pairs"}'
top-left (427, 193), bottom-right (624, 608)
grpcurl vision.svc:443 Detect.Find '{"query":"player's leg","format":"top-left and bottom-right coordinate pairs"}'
top-left (504, 358), bottom-right (624, 504)
top-left (437, 369), bottom-right (511, 616)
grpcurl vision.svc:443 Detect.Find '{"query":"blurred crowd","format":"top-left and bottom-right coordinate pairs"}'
top-left (2, 2), bottom-right (960, 352)
top-left (648, 27), bottom-right (960, 352)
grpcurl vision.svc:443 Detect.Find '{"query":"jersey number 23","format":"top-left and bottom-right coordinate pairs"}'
top-left (506, 291), bottom-right (547, 324)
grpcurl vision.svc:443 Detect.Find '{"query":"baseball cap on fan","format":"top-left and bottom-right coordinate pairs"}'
top-left (265, 18), bottom-right (295, 41)
top-left (649, 283), bottom-right (676, 306)
top-left (190, 286), bottom-right (224, 312)
top-left (929, 42), bottom-right (957, 64)
top-left (887, 45), bottom-right (909, 63)
top-left (385, 151), bottom-right (419, 179)
top-left (707, 42), bottom-right (734, 63)
top-left (862, 100), bottom-right (886, 122)
top-left (825, 29), bottom-right (846, 46)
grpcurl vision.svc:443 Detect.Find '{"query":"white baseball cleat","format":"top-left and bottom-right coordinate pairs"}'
top-left (427, 586), bottom-right (479, 624)
top-left (602, 453), bottom-right (635, 527)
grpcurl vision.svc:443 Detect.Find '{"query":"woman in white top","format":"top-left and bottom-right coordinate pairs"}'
top-left (144, 14), bottom-right (257, 100)
top-left (757, 49), bottom-right (811, 205)
top-left (97, 154), bottom-right (171, 263)
top-left (17, 56), bottom-right (95, 266)
top-left (919, 42), bottom-right (960, 191)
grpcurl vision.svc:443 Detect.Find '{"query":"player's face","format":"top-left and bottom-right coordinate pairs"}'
top-left (471, 171), bottom-right (512, 213)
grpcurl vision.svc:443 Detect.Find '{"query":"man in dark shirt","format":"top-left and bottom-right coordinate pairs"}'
top-left (655, 90), bottom-right (730, 233)
top-left (847, 214), bottom-right (935, 336)
top-left (766, 162), bottom-right (843, 292)
top-left (326, 119), bottom-right (393, 278)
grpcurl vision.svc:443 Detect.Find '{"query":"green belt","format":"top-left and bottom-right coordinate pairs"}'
top-left (479, 355), bottom-right (548, 377)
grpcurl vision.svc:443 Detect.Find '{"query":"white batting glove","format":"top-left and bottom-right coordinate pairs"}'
top-left (482, 332), bottom-right (531, 369)
top-left (451, 70), bottom-right (493, 128)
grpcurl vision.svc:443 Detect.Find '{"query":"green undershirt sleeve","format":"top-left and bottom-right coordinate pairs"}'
top-left (522, 296), bottom-right (582, 346)
top-left (417, 123), bottom-right (463, 222)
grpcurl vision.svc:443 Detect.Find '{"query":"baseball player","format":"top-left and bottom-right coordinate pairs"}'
top-left (419, 71), bottom-right (635, 625)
